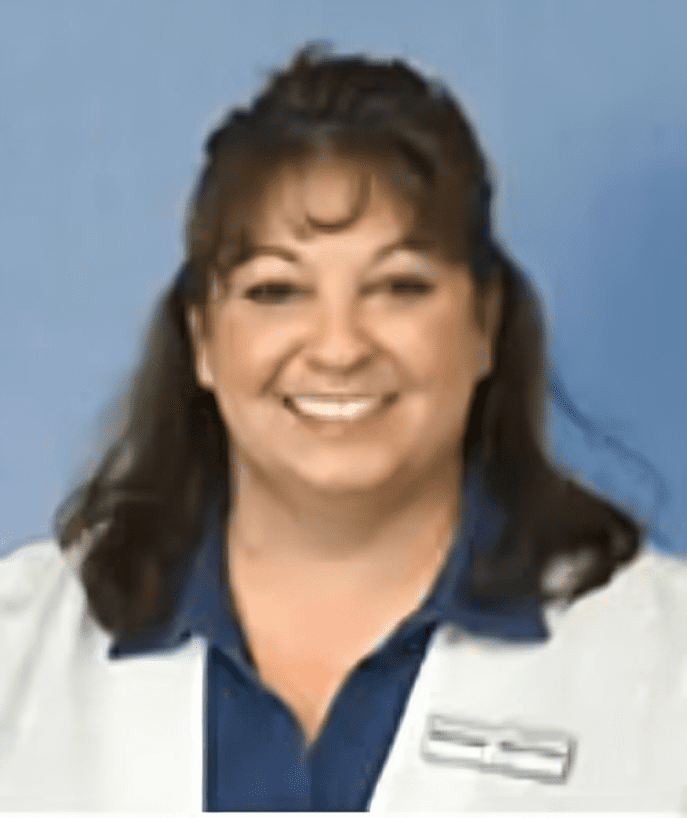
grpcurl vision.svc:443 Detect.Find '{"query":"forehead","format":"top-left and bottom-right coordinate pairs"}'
top-left (247, 154), bottom-right (418, 244)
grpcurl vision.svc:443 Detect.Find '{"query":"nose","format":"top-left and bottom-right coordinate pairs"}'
top-left (305, 294), bottom-right (373, 373)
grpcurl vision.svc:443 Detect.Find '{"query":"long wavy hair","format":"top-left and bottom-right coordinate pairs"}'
top-left (55, 43), bottom-right (655, 639)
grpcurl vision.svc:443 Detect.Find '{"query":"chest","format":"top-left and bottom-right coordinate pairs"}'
top-left (250, 647), bottom-right (351, 744)
top-left (236, 598), bottom-right (421, 745)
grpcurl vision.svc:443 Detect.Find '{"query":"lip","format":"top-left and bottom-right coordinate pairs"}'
top-left (283, 393), bottom-right (395, 399)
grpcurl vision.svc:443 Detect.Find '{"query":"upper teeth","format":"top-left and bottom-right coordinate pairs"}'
top-left (289, 395), bottom-right (383, 420)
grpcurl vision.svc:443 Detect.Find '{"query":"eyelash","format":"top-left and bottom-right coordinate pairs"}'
top-left (243, 277), bottom-right (435, 304)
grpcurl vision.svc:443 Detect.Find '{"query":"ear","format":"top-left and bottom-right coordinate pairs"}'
top-left (186, 306), bottom-right (215, 391)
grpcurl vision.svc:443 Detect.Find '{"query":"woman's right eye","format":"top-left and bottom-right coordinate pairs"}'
top-left (243, 282), bottom-right (306, 304)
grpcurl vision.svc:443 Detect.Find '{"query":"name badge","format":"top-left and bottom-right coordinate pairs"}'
top-left (421, 714), bottom-right (576, 784)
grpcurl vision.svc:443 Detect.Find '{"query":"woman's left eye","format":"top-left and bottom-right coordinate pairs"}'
top-left (374, 277), bottom-right (435, 296)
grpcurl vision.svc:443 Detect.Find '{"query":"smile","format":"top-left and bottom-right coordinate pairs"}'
top-left (283, 394), bottom-right (397, 421)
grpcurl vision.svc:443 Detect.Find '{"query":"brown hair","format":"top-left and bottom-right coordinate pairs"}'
top-left (55, 43), bottom-right (648, 638)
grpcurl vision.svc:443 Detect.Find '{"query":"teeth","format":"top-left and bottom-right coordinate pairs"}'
top-left (289, 395), bottom-right (383, 420)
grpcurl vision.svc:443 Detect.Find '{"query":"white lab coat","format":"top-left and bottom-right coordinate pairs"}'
top-left (1, 537), bottom-right (687, 812)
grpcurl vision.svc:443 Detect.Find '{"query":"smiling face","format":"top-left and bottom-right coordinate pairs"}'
top-left (188, 154), bottom-right (502, 501)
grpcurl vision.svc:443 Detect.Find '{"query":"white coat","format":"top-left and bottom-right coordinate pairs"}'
top-left (1, 537), bottom-right (687, 812)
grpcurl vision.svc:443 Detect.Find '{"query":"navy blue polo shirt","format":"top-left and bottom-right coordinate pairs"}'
top-left (111, 453), bottom-right (548, 811)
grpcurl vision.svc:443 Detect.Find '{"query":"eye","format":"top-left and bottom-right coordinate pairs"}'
top-left (243, 282), bottom-right (307, 304)
top-left (371, 276), bottom-right (435, 297)
top-left (243, 276), bottom-right (434, 304)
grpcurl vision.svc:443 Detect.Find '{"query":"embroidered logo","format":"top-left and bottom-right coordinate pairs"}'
top-left (421, 714), bottom-right (576, 784)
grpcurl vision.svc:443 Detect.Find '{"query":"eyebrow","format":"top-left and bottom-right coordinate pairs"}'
top-left (240, 235), bottom-right (438, 266)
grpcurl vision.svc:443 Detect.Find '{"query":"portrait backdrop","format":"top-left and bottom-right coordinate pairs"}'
top-left (1, 0), bottom-right (685, 555)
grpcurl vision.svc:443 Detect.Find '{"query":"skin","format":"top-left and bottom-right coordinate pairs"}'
top-left (187, 154), bottom-right (502, 739)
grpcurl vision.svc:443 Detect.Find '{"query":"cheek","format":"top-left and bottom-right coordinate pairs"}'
top-left (410, 310), bottom-right (485, 447)
top-left (439, 320), bottom-right (485, 385)
top-left (380, 305), bottom-right (482, 388)
top-left (207, 306), bottom-right (303, 393)
top-left (432, 290), bottom-right (487, 383)
top-left (204, 316), bottom-right (242, 391)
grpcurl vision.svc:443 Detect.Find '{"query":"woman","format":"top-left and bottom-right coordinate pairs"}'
top-left (2, 44), bottom-right (686, 811)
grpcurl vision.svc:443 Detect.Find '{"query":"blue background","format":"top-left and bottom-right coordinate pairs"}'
top-left (1, 0), bottom-right (685, 555)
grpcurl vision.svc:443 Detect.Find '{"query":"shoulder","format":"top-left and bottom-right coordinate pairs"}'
top-left (586, 543), bottom-right (687, 615)
top-left (544, 543), bottom-right (687, 653)
top-left (0, 539), bottom-right (66, 600)
top-left (0, 538), bottom-right (87, 645)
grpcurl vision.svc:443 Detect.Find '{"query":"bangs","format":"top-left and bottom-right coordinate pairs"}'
top-left (189, 134), bottom-right (473, 297)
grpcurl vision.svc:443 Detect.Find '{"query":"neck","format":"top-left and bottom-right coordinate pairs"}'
top-left (226, 455), bottom-right (462, 602)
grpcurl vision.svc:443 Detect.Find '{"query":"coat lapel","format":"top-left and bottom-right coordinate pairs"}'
top-left (0, 546), bottom-right (208, 812)
top-left (368, 550), bottom-right (687, 811)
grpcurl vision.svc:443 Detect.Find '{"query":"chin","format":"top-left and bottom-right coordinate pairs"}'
top-left (285, 458), bottom-right (400, 496)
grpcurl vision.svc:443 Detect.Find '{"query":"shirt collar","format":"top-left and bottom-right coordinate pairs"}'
top-left (110, 449), bottom-right (547, 660)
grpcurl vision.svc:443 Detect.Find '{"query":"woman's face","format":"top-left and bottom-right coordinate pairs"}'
top-left (189, 155), bottom-right (501, 499)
